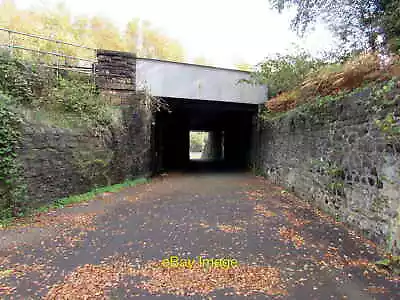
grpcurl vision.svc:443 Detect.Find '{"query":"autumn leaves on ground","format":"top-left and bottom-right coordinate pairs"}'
top-left (0, 173), bottom-right (399, 299)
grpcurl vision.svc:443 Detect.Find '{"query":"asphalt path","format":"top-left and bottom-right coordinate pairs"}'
top-left (0, 173), bottom-right (398, 299)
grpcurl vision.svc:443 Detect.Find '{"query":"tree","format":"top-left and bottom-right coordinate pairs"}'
top-left (0, 1), bottom-right (186, 62)
top-left (269, 0), bottom-right (400, 53)
top-left (138, 20), bottom-right (184, 61)
top-left (124, 19), bottom-right (140, 53)
top-left (380, 0), bottom-right (400, 52)
top-left (245, 50), bottom-right (323, 97)
top-left (190, 132), bottom-right (207, 152)
top-left (124, 18), bottom-right (185, 61)
top-left (90, 16), bottom-right (125, 51)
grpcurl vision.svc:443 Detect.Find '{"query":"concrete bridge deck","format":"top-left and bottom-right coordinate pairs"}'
top-left (136, 58), bottom-right (267, 104)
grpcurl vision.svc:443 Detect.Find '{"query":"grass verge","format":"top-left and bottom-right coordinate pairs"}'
top-left (0, 177), bottom-right (149, 228)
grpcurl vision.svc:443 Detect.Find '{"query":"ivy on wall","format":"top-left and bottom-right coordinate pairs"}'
top-left (0, 93), bottom-right (26, 219)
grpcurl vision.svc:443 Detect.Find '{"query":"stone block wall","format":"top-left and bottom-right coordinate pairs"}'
top-left (18, 98), bottom-right (152, 205)
top-left (15, 49), bottom-right (153, 206)
top-left (19, 124), bottom-right (112, 203)
top-left (255, 86), bottom-right (400, 254)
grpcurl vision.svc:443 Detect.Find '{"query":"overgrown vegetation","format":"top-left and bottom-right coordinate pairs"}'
top-left (253, 52), bottom-right (400, 116)
top-left (0, 51), bottom-right (130, 220)
top-left (0, 51), bottom-right (44, 105)
top-left (0, 93), bottom-right (26, 219)
top-left (375, 112), bottom-right (400, 144)
top-left (241, 50), bottom-right (324, 98)
top-left (249, 1), bottom-right (400, 117)
top-left (0, 51), bottom-right (117, 131)
top-left (0, 47), bottom-right (166, 221)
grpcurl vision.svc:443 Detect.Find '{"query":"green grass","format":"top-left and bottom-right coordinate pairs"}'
top-left (38, 177), bottom-right (149, 212)
top-left (0, 177), bottom-right (149, 228)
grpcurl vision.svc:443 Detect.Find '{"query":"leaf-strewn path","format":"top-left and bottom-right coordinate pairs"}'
top-left (0, 173), bottom-right (399, 299)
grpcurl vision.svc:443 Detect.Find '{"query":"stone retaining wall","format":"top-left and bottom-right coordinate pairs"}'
top-left (255, 85), bottom-right (400, 254)
top-left (16, 49), bottom-right (152, 206)
top-left (18, 99), bottom-right (152, 205)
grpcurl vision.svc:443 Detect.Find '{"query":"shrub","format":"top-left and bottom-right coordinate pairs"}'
top-left (0, 51), bottom-right (37, 105)
top-left (246, 50), bottom-right (323, 98)
top-left (265, 52), bottom-right (400, 113)
top-left (266, 90), bottom-right (300, 113)
top-left (0, 52), bottom-right (115, 131)
top-left (46, 77), bottom-right (111, 125)
top-left (300, 53), bottom-right (381, 98)
top-left (0, 93), bottom-right (26, 218)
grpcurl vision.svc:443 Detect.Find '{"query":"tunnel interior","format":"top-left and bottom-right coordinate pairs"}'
top-left (152, 98), bottom-right (257, 173)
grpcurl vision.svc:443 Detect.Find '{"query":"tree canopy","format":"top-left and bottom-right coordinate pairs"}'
top-left (269, 0), bottom-right (400, 53)
top-left (0, 0), bottom-right (185, 61)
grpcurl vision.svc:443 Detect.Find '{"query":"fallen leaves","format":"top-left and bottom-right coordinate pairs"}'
top-left (6, 212), bottom-right (97, 232)
top-left (312, 208), bottom-right (337, 224)
top-left (45, 262), bottom-right (129, 300)
top-left (317, 248), bottom-right (386, 275)
top-left (279, 227), bottom-right (305, 249)
top-left (254, 204), bottom-right (277, 217)
top-left (2, 175), bottom-right (399, 298)
top-left (198, 222), bottom-right (210, 229)
top-left (245, 189), bottom-right (265, 201)
top-left (217, 224), bottom-right (244, 233)
top-left (62, 213), bottom-right (97, 231)
top-left (318, 247), bottom-right (347, 269)
top-left (44, 259), bottom-right (287, 299)
top-left (5, 263), bottom-right (46, 279)
top-left (132, 261), bottom-right (287, 297)
top-left (366, 286), bottom-right (389, 294)
top-left (283, 210), bottom-right (311, 228)
top-left (63, 233), bottom-right (86, 248)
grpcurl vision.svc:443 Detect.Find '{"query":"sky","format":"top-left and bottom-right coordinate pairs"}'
top-left (13, 0), bottom-right (338, 68)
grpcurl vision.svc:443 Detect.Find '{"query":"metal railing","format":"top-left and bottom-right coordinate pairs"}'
top-left (0, 27), bottom-right (97, 76)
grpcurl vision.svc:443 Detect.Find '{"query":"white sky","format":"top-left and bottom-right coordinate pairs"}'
top-left (13, 0), bottom-right (338, 68)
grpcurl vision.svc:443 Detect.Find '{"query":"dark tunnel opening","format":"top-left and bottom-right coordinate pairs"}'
top-left (151, 98), bottom-right (257, 173)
